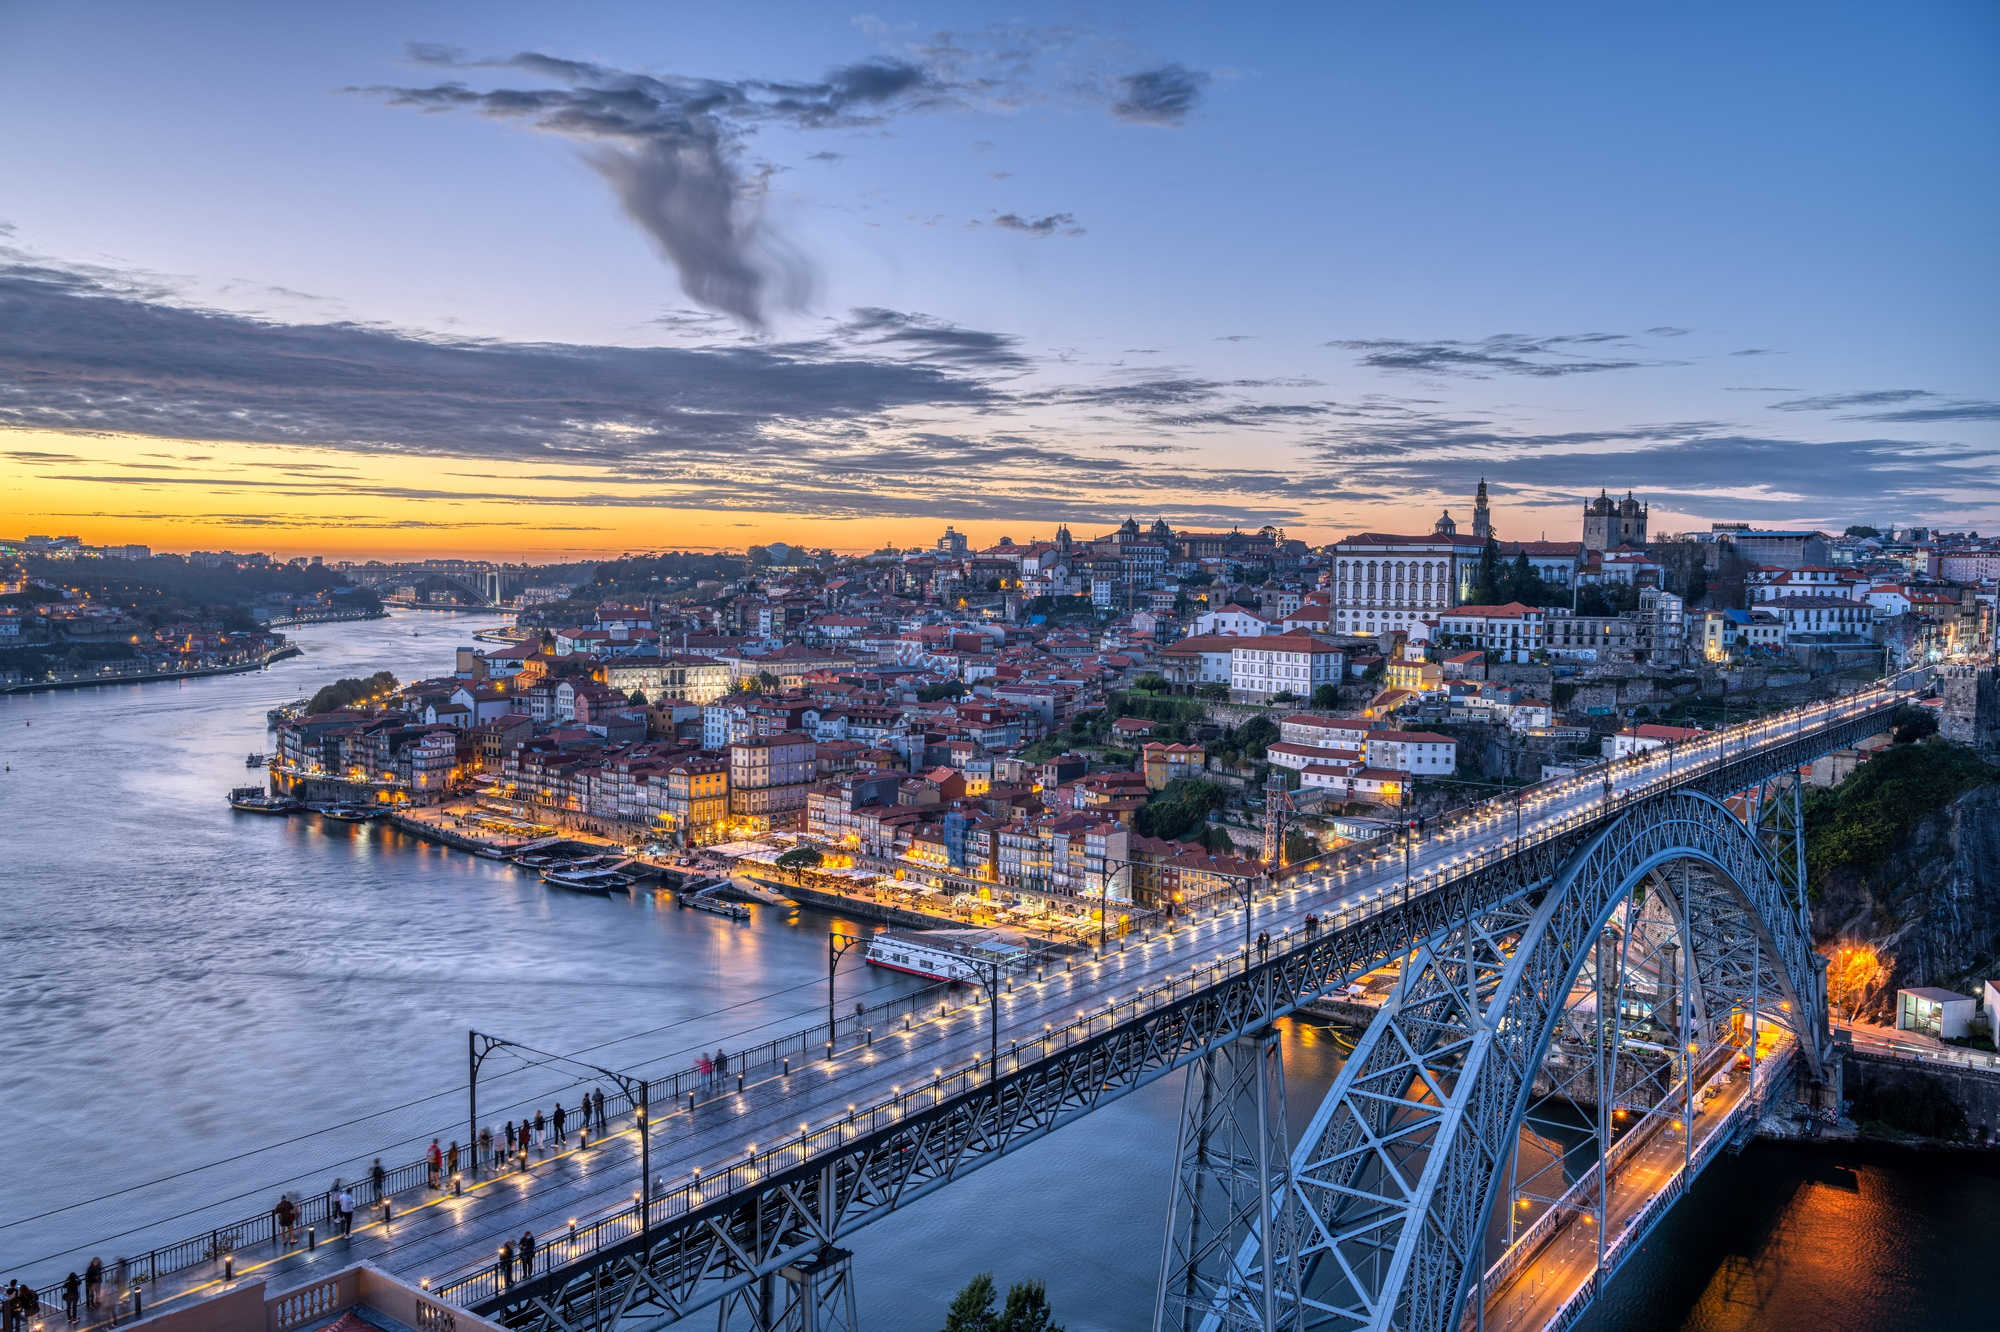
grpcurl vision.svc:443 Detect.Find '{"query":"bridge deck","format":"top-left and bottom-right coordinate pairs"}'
top-left (51, 689), bottom-right (1901, 1327)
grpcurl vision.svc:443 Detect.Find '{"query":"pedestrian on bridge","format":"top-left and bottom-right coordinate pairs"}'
top-left (447, 1141), bottom-right (460, 1179)
top-left (552, 1103), bottom-right (567, 1145)
top-left (63, 1272), bottom-right (80, 1322)
top-left (698, 1053), bottom-right (713, 1088)
top-left (502, 1122), bottom-right (514, 1167)
top-left (1304, 913), bottom-right (1318, 938)
top-left (1257, 931), bottom-right (1270, 962)
top-left (370, 1159), bottom-right (386, 1201)
top-left (84, 1259), bottom-right (102, 1310)
top-left (593, 1088), bottom-right (606, 1130)
top-left (714, 1049), bottom-right (729, 1085)
top-left (497, 1241), bottom-right (515, 1290)
top-left (479, 1126), bottom-right (493, 1170)
top-left (427, 1140), bottom-right (443, 1187)
top-left (273, 1195), bottom-right (297, 1244)
top-left (518, 1230), bottom-right (536, 1278)
top-left (533, 1110), bottom-right (546, 1149)
top-left (336, 1189), bottom-right (355, 1237)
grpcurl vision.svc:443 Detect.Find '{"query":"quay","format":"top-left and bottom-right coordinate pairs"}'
top-left (3, 646), bottom-right (299, 694)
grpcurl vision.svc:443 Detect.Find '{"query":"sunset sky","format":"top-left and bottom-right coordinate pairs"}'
top-left (1, 1), bottom-right (1995, 560)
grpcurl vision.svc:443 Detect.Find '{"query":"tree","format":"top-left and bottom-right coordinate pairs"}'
top-left (627, 689), bottom-right (648, 706)
top-left (756, 670), bottom-right (780, 690)
top-left (918, 680), bottom-right (967, 702)
top-left (1270, 689), bottom-right (1299, 705)
top-left (1133, 672), bottom-right (1171, 694)
top-left (1197, 683), bottom-right (1230, 701)
top-left (1310, 683), bottom-right (1339, 708)
top-left (999, 1279), bottom-right (1064, 1332)
top-left (1845, 525), bottom-right (1882, 539)
top-left (775, 846), bottom-right (823, 870)
top-left (1472, 538), bottom-right (1504, 604)
top-left (942, 1274), bottom-right (999, 1332)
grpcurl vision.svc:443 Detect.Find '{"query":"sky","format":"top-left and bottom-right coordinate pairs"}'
top-left (0, 0), bottom-right (1995, 560)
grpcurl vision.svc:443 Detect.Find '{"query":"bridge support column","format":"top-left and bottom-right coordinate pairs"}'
top-left (715, 1247), bottom-right (856, 1332)
top-left (1154, 1026), bottom-right (1297, 1332)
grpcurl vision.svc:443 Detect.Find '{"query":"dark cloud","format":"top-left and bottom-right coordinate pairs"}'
top-left (1765, 389), bottom-right (2000, 423)
top-left (1111, 64), bottom-right (1209, 125)
top-left (358, 48), bottom-right (945, 329)
top-left (1768, 389), bottom-right (1932, 412)
top-left (361, 36), bottom-right (1205, 329)
top-left (1330, 333), bottom-right (1663, 378)
top-left (824, 308), bottom-right (1029, 368)
top-left (1646, 326), bottom-right (1693, 337)
top-left (984, 212), bottom-right (1082, 237)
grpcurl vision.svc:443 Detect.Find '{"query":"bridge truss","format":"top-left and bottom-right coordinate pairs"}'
top-left (453, 707), bottom-right (1886, 1332)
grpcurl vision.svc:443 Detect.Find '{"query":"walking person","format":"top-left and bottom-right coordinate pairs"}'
top-left (518, 1230), bottom-right (536, 1279)
top-left (552, 1102), bottom-right (566, 1145)
top-left (1256, 930), bottom-right (1270, 962)
top-left (273, 1195), bottom-right (298, 1245)
top-left (447, 1141), bottom-right (460, 1181)
top-left (63, 1272), bottom-right (81, 1322)
top-left (370, 1159), bottom-right (386, 1203)
top-left (84, 1259), bottom-right (102, 1311)
top-left (502, 1122), bottom-right (514, 1168)
top-left (497, 1241), bottom-right (515, 1290)
top-left (427, 1140), bottom-right (443, 1188)
top-left (109, 1261), bottom-right (128, 1314)
top-left (336, 1188), bottom-right (355, 1237)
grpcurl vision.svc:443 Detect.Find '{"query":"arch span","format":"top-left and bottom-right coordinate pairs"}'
top-left (1247, 791), bottom-right (1821, 1332)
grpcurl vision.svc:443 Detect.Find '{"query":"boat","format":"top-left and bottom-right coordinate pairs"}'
top-left (246, 753), bottom-right (266, 767)
top-left (319, 806), bottom-right (382, 823)
top-left (865, 928), bottom-right (1033, 983)
top-left (228, 786), bottom-right (300, 814)
top-left (543, 866), bottom-right (633, 895)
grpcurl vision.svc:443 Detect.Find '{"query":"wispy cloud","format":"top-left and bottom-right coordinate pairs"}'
top-left (1329, 332), bottom-right (1670, 378)
top-left (358, 33), bottom-right (1205, 329)
top-left (982, 212), bottom-right (1083, 237)
top-left (1766, 388), bottom-right (2000, 423)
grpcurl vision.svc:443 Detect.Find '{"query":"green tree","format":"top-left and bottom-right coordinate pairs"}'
top-left (1197, 682), bottom-right (1230, 701)
top-left (1310, 683), bottom-right (1340, 708)
top-left (627, 689), bottom-right (649, 706)
top-left (1270, 689), bottom-right (1299, 705)
top-left (919, 680), bottom-right (968, 702)
top-left (999, 1279), bottom-right (1064, 1332)
top-left (1133, 672), bottom-right (1171, 694)
top-left (1844, 525), bottom-right (1882, 539)
top-left (775, 846), bottom-right (823, 870)
top-left (942, 1274), bottom-right (999, 1332)
top-left (1472, 538), bottom-right (1504, 604)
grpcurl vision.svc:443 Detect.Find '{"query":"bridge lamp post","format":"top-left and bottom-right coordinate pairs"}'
top-left (827, 929), bottom-right (866, 1058)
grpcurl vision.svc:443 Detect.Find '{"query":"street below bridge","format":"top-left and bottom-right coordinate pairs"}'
top-left (53, 684), bottom-right (1906, 1329)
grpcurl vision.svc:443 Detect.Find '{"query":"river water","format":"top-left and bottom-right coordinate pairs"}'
top-left (0, 612), bottom-right (1987, 1330)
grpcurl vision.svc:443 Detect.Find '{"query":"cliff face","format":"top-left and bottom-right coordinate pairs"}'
top-left (1812, 780), bottom-right (2000, 997)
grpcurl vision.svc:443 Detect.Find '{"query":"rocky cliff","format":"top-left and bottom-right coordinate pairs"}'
top-left (1810, 742), bottom-right (2000, 1001)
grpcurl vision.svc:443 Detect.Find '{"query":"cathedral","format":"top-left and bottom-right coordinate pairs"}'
top-left (1581, 489), bottom-right (1649, 553)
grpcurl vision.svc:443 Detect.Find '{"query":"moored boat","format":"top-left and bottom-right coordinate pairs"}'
top-left (864, 928), bottom-right (1032, 982)
top-left (228, 786), bottom-right (300, 814)
top-left (319, 805), bottom-right (382, 823)
top-left (543, 866), bottom-right (633, 895)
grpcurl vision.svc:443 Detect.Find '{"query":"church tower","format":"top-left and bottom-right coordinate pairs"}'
top-left (1473, 478), bottom-right (1493, 541)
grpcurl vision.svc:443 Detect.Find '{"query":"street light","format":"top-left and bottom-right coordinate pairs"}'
top-left (827, 928), bottom-right (866, 1055)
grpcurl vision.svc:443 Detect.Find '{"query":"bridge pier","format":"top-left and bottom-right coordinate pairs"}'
top-left (714, 1246), bottom-right (855, 1332)
top-left (1154, 1026), bottom-right (1297, 1332)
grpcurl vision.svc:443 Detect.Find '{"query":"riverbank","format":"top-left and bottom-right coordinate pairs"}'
top-left (263, 610), bottom-right (389, 629)
top-left (1, 645), bottom-right (299, 694)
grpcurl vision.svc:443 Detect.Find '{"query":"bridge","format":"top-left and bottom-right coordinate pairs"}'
top-left (22, 681), bottom-right (1915, 1332)
top-left (342, 564), bottom-right (527, 608)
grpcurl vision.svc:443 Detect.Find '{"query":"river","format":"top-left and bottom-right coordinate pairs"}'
top-left (0, 612), bottom-right (1988, 1330)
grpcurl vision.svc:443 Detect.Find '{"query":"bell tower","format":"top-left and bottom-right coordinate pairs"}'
top-left (1473, 478), bottom-right (1492, 541)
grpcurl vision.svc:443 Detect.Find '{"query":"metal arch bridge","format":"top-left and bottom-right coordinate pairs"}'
top-left (53, 683), bottom-right (1909, 1332)
top-left (423, 684), bottom-right (1899, 1332)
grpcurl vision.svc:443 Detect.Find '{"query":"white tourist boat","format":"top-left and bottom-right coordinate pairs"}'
top-left (865, 928), bottom-right (1033, 983)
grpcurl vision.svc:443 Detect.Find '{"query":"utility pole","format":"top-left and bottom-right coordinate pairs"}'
top-left (827, 929), bottom-right (865, 1056)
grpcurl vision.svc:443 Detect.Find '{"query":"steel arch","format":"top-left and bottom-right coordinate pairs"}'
top-left (1250, 790), bottom-right (1819, 1332)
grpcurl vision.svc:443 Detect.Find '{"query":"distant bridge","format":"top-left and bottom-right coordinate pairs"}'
top-left (343, 564), bottom-right (527, 608)
top-left (26, 681), bottom-right (1917, 1332)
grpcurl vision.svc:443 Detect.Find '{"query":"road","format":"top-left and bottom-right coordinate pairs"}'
top-left (53, 684), bottom-right (1903, 1325)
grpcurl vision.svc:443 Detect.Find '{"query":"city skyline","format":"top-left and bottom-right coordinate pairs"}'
top-left (1, 1), bottom-right (1995, 558)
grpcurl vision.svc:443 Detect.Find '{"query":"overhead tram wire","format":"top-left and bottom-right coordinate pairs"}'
top-left (0, 968), bottom-right (876, 1241)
